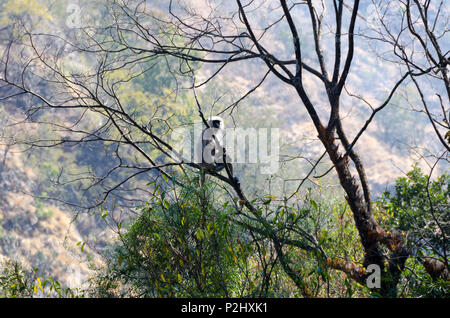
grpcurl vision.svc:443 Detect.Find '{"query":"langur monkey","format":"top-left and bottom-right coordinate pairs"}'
top-left (196, 116), bottom-right (238, 186)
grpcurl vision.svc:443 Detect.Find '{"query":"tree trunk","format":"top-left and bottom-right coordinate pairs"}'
top-left (317, 125), bottom-right (408, 297)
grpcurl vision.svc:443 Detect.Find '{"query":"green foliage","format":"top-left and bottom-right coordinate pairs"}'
top-left (382, 167), bottom-right (448, 252)
top-left (381, 167), bottom-right (449, 297)
top-left (35, 204), bottom-right (55, 221)
top-left (400, 257), bottom-right (450, 298)
top-left (91, 176), bottom-right (252, 297)
top-left (0, 260), bottom-right (81, 298)
top-left (41, 162), bottom-right (59, 180)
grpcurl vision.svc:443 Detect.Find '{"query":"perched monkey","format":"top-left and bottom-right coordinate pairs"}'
top-left (196, 116), bottom-right (238, 186)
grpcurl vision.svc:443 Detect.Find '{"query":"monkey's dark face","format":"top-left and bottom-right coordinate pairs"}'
top-left (212, 120), bottom-right (221, 128)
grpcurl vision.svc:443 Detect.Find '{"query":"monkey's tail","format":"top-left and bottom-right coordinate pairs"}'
top-left (200, 169), bottom-right (206, 187)
top-left (199, 169), bottom-right (209, 212)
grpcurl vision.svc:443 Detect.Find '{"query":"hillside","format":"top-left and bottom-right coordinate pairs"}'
top-left (0, 145), bottom-right (101, 288)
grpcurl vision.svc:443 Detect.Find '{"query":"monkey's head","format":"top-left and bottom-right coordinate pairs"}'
top-left (207, 116), bottom-right (224, 129)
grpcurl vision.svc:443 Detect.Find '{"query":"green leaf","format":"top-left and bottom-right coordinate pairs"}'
top-left (310, 199), bottom-right (318, 211)
top-left (196, 230), bottom-right (204, 241)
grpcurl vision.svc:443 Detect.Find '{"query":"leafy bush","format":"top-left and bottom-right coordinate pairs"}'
top-left (381, 167), bottom-right (449, 297)
top-left (0, 259), bottom-right (81, 298)
top-left (91, 177), bottom-right (252, 297)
